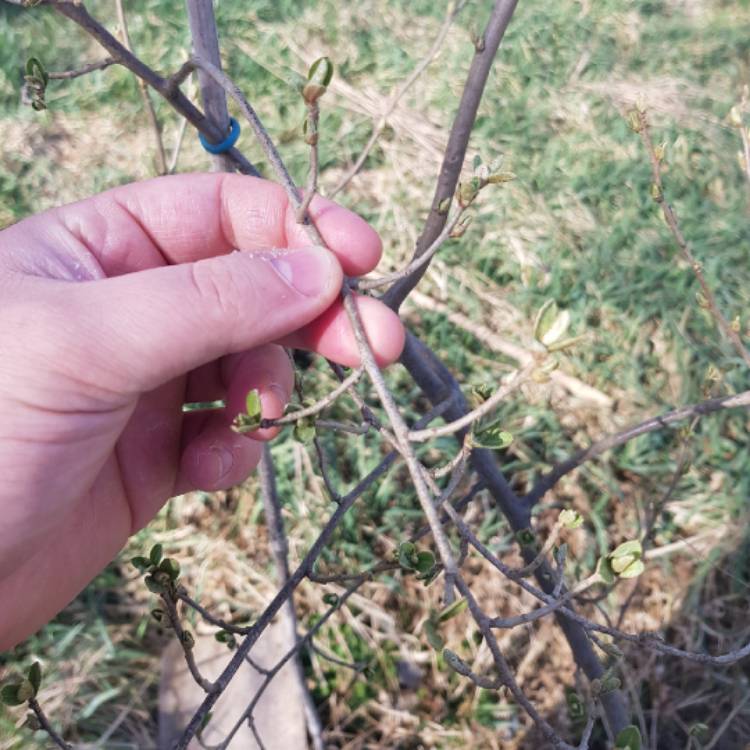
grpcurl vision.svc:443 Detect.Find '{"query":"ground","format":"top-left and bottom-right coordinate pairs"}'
top-left (1, 1), bottom-right (750, 748)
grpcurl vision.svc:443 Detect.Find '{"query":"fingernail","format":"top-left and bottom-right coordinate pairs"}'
top-left (198, 446), bottom-right (234, 484)
top-left (269, 247), bottom-right (334, 297)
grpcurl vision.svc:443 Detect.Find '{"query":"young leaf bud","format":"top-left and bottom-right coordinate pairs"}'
top-left (728, 105), bottom-right (743, 128)
top-left (302, 57), bottom-right (333, 104)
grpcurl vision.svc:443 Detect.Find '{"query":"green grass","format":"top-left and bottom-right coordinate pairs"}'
top-left (2, 0), bottom-right (750, 747)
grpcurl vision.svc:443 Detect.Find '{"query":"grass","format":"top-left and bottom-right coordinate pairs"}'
top-left (1, 0), bottom-right (750, 747)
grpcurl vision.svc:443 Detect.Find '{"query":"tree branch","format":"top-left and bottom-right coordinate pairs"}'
top-left (524, 390), bottom-right (750, 507)
top-left (636, 107), bottom-right (750, 369)
top-left (49, 1), bottom-right (258, 176)
top-left (258, 446), bottom-right (324, 750)
top-left (383, 0), bottom-right (520, 310)
top-left (185, 0), bottom-right (234, 172)
top-left (115, 0), bottom-right (167, 174)
top-left (329, 0), bottom-right (469, 197)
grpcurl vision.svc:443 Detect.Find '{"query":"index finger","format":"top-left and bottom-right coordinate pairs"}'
top-left (4, 173), bottom-right (382, 279)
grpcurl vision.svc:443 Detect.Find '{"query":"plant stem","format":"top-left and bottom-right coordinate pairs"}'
top-left (185, 0), bottom-right (234, 172)
top-left (383, 0), bottom-right (520, 310)
top-left (524, 389), bottom-right (750, 507)
top-left (329, 0), bottom-right (469, 197)
top-left (115, 0), bottom-right (167, 174)
top-left (637, 108), bottom-right (750, 369)
top-left (258, 446), bottom-right (325, 750)
top-left (51, 2), bottom-right (258, 175)
top-left (28, 698), bottom-right (72, 750)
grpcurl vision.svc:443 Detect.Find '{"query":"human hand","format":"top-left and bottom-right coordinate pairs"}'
top-left (0, 173), bottom-right (404, 649)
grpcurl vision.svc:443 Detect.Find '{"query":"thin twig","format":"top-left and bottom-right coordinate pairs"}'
top-left (174, 451), bottom-right (399, 748)
top-left (702, 691), bottom-right (750, 750)
top-left (309, 641), bottom-right (367, 672)
top-left (28, 699), bottom-right (72, 750)
top-left (356, 207), bottom-right (466, 291)
top-left (215, 578), bottom-right (365, 750)
top-left (49, 2), bottom-right (258, 175)
top-left (383, 0), bottom-right (521, 310)
top-left (400, 332), bottom-right (630, 733)
top-left (525, 390), bottom-right (750, 507)
top-left (312, 435), bottom-right (341, 502)
top-left (459, 517), bottom-right (750, 666)
top-left (407, 362), bottom-right (534, 442)
top-left (260, 367), bottom-right (364, 428)
top-left (186, 55), bottom-right (300, 200)
top-left (176, 590), bottom-right (252, 635)
top-left (329, 0), bottom-right (469, 197)
top-left (453, 577), bottom-right (575, 749)
top-left (186, 0), bottom-right (234, 172)
top-left (161, 591), bottom-right (215, 693)
top-left (258, 446), bottom-right (324, 750)
top-left (636, 107), bottom-right (750, 368)
top-left (297, 100), bottom-right (319, 222)
top-left (168, 116), bottom-right (190, 174)
top-left (115, 0), bottom-right (167, 174)
top-left (48, 57), bottom-right (116, 79)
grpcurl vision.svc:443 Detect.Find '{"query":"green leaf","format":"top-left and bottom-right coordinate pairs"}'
top-left (398, 542), bottom-right (417, 570)
top-left (597, 641), bottom-right (624, 659)
top-left (159, 558), bottom-right (181, 581)
top-left (0, 683), bottom-right (25, 706)
top-left (600, 673), bottom-right (622, 693)
top-left (130, 556), bottom-right (151, 572)
top-left (618, 559), bottom-right (645, 579)
top-left (25, 56), bottom-right (48, 85)
top-left (597, 555), bottom-right (615, 584)
top-left (424, 616), bottom-right (444, 650)
top-left (688, 723), bottom-right (710, 739)
top-left (144, 575), bottom-right (165, 594)
top-left (610, 540), bottom-right (642, 560)
top-left (559, 509), bottom-right (584, 529)
top-left (472, 154), bottom-right (483, 171)
top-left (486, 171), bottom-right (516, 184)
top-left (457, 180), bottom-right (479, 207)
top-left (149, 544), bottom-right (163, 567)
top-left (610, 554), bottom-right (637, 574)
top-left (438, 597), bottom-right (468, 622)
top-left (293, 418), bottom-right (316, 444)
top-left (565, 687), bottom-right (585, 721)
top-left (542, 309), bottom-right (570, 347)
top-left (245, 388), bottom-right (262, 420)
top-left (308, 57), bottom-right (334, 87)
top-left (470, 382), bottom-right (493, 405)
top-left (615, 725), bottom-right (642, 750)
top-left (302, 57), bottom-right (334, 105)
top-left (181, 399), bottom-right (226, 413)
top-left (15, 680), bottom-right (34, 703)
top-left (533, 299), bottom-right (558, 344)
top-left (414, 550), bottom-right (435, 575)
top-left (322, 593), bottom-right (339, 606)
top-left (27, 662), bottom-right (41, 697)
top-left (471, 426), bottom-right (513, 450)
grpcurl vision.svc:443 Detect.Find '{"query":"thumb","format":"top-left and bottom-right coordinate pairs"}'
top-left (69, 246), bottom-right (342, 393)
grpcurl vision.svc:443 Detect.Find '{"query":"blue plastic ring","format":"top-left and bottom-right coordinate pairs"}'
top-left (199, 117), bottom-right (241, 154)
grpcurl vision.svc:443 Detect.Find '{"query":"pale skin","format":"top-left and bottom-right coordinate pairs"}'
top-left (0, 173), bottom-right (405, 650)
